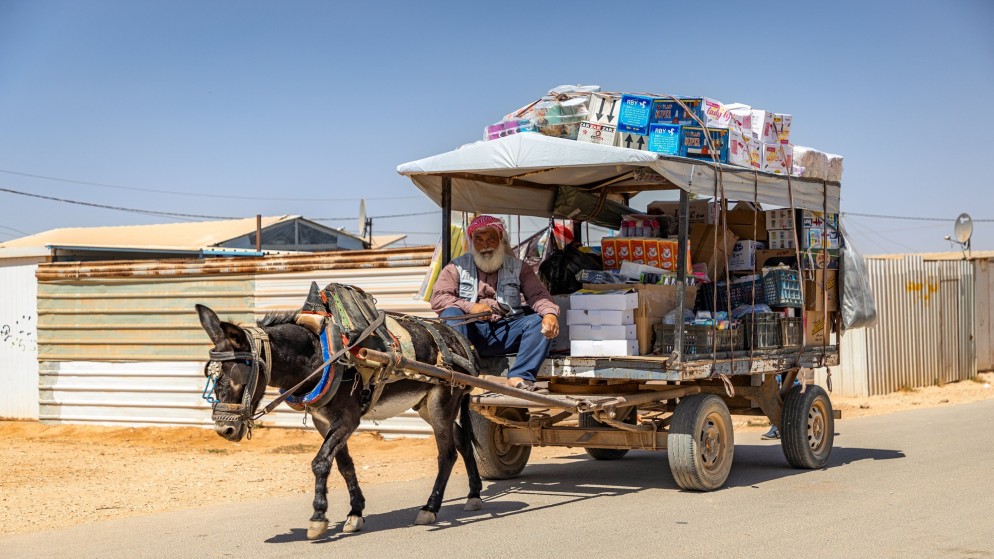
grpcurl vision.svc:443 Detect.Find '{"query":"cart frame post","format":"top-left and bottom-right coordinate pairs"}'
top-left (441, 176), bottom-right (453, 264)
top-left (671, 189), bottom-right (690, 365)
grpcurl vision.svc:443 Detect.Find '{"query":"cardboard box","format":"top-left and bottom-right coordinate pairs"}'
top-left (690, 224), bottom-right (739, 281)
top-left (725, 103), bottom-right (752, 135)
top-left (577, 121), bottom-right (617, 146)
top-left (582, 283), bottom-right (698, 355)
top-left (680, 126), bottom-right (729, 163)
top-left (759, 143), bottom-right (793, 175)
top-left (617, 94), bottom-right (655, 135)
top-left (729, 240), bottom-right (767, 272)
top-left (729, 129), bottom-right (759, 168)
top-left (755, 248), bottom-right (840, 271)
top-left (600, 237), bottom-right (619, 269)
top-left (570, 324), bottom-right (637, 341)
top-left (566, 308), bottom-right (635, 326)
top-left (647, 199), bottom-right (718, 224)
top-left (804, 269), bottom-right (838, 312)
top-left (701, 98), bottom-right (729, 128)
top-left (647, 123), bottom-right (683, 155)
top-left (571, 339), bottom-right (639, 357)
top-left (751, 110), bottom-right (792, 144)
top-left (585, 93), bottom-right (620, 125)
top-left (768, 230), bottom-right (796, 249)
top-left (726, 202), bottom-right (769, 241)
top-left (765, 208), bottom-right (794, 230)
top-left (801, 210), bottom-right (839, 231)
top-left (650, 98), bottom-right (698, 126)
top-left (617, 131), bottom-right (650, 150)
top-left (569, 289), bottom-right (639, 311)
top-left (803, 312), bottom-right (830, 347)
top-left (800, 227), bottom-right (841, 250)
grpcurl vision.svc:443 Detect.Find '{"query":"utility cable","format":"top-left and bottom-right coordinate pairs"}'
top-left (0, 187), bottom-right (238, 220)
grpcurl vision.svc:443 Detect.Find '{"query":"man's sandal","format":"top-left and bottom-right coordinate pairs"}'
top-left (508, 378), bottom-right (550, 395)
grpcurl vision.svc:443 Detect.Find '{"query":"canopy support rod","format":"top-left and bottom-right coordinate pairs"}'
top-left (671, 189), bottom-right (690, 367)
top-left (441, 176), bottom-right (452, 264)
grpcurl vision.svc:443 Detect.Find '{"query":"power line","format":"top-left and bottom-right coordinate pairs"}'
top-left (313, 210), bottom-right (441, 221)
top-left (0, 168), bottom-right (425, 202)
top-left (1, 187), bottom-right (238, 220)
top-left (0, 223), bottom-right (28, 235)
top-left (843, 211), bottom-right (994, 223)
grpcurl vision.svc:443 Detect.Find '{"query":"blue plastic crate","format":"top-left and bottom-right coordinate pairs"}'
top-left (763, 268), bottom-right (803, 308)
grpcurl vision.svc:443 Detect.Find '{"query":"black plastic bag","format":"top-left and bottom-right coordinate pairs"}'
top-left (539, 242), bottom-right (603, 295)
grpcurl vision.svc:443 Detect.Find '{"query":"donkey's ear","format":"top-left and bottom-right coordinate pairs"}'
top-left (196, 304), bottom-right (226, 345)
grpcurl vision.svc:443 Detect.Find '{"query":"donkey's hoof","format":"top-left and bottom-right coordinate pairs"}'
top-left (307, 520), bottom-right (329, 540)
top-left (343, 515), bottom-right (365, 533)
top-left (414, 509), bottom-right (437, 525)
top-left (464, 497), bottom-right (483, 511)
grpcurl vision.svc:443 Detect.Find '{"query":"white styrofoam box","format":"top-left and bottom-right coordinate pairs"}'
top-left (569, 289), bottom-right (638, 311)
top-left (765, 208), bottom-right (794, 230)
top-left (750, 110), bottom-right (792, 144)
top-left (566, 308), bottom-right (635, 326)
top-left (759, 143), bottom-right (793, 175)
top-left (570, 339), bottom-right (639, 357)
top-left (570, 324), bottom-right (637, 341)
top-left (577, 121), bottom-right (617, 146)
top-left (728, 129), bottom-right (758, 168)
top-left (725, 103), bottom-right (751, 134)
top-left (728, 240), bottom-right (767, 272)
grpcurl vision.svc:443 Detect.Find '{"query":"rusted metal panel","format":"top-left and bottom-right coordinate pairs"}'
top-left (862, 256), bottom-right (975, 395)
top-left (35, 247), bottom-right (434, 280)
top-left (0, 257), bottom-right (44, 419)
top-left (255, 267), bottom-right (433, 318)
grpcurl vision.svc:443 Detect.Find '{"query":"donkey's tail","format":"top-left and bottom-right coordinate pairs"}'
top-left (458, 393), bottom-right (479, 448)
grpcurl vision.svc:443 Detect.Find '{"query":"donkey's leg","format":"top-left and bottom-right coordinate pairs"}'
top-left (414, 388), bottom-right (463, 525)
top-left (454, 393), bottom-right (483, 512)
top-left (334, 443), bottom-right (366, 533)
top-left (308, 420), bottom-right (359, 540)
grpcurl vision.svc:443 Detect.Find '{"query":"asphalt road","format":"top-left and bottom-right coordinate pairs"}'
top-left (4, 400), bottom-right (993, 559)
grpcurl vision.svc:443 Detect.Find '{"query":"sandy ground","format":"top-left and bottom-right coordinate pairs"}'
top-left (2, 372), bottom-right (992, 536)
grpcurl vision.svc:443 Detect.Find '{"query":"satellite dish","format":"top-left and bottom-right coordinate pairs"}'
top-left (358, 199), bottom-right (367, 237)
top-left (954, 213), bottom-right (973, 245)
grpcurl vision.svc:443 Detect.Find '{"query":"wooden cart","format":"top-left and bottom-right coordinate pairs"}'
top-left (396, 133), bottom-right (842, 490)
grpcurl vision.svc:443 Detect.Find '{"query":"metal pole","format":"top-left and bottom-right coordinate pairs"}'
top-left (672, 190), bottom-right (690, 365)
top-left (255, 214), bottom-right (262, 252)
top-left (441, 176), bottom-right (452, 264)
top-left (572, 220), bottom-right (583, 245)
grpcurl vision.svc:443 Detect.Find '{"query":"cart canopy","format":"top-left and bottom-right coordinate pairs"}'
top-left (398, 133), bottom-right (840, 218)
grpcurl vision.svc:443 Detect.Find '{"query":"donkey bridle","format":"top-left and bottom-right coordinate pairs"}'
top-left (206, 326), bottom-right (272, 426)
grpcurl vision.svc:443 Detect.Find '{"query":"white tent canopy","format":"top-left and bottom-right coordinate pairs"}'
top-left (397, 133), bottom-right (840, 216)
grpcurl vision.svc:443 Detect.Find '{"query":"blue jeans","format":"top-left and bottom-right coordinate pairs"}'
top-left (440, 307), bottom-right (551, 382)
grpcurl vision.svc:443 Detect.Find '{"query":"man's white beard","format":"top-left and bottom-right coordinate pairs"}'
top-left (472, 242), bottom-right (507, 274)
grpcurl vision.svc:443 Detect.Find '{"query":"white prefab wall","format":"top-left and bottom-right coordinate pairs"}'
top-left (0, 259), bottom-right (42, 419)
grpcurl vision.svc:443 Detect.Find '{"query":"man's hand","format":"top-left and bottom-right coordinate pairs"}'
top-left (541, 314), bottom-right (559, 339)
top-left (470, 303), bottom-right (492, 315)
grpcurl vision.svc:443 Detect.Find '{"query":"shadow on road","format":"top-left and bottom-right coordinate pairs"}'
top-left (263, 442), bottom-right (904, 544)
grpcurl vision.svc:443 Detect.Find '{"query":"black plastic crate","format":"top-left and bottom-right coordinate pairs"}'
top-left (654, 323), bottom-right (745, 355)
top-left (741, 313), bottom-right (782, 349)
top-left (697, 278), bottom-right (765, 312)
top-left (780, 317), bottom-right (803, 347)
top-left (763, 268), bottom-right (803, 308)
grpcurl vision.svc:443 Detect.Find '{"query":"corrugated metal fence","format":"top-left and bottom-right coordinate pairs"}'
top-left (840, 256), bottom-right (976, 396)
top-left (35, 248), bottom-right (435, 434)
top-left (0, 257), bottom-right (43, 419)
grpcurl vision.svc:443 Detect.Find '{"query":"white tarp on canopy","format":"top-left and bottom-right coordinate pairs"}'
top-left (397, 133), bottom-right (840, 217)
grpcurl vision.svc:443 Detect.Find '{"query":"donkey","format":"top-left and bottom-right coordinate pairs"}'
top-left (195, 294), bottom-right (483, 540)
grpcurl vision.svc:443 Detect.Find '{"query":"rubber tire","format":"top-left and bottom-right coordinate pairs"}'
top-left (578, 407), bottom-right (635, 461)
top-left (469, 407), bottom-right (531, 480)
top-left (667, 394), bottom-right (734, 491)
top-left (781, 384), bottom-right (834, 469)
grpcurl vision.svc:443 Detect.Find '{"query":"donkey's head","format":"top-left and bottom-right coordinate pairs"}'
top-left (196, 304), bottom-right (270, 442)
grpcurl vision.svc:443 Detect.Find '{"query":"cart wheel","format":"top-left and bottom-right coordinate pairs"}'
top-left (470, 407), bottom-right (531, 480)
top-left (578, 407), bottom-right (635, 461)
top-left (667, 394), bottom-right (734, 491)
top-left (781, 384), bottom-right (834, 469)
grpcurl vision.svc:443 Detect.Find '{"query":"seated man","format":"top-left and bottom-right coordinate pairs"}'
top-left (430, 215), bottom-right (560, 393)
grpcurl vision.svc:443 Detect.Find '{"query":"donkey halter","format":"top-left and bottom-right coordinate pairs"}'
top-left (205, 326), bottom-right (272, 426)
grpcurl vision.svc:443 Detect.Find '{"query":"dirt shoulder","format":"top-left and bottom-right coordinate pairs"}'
top-left (1, 372), bottom-right (991, 536)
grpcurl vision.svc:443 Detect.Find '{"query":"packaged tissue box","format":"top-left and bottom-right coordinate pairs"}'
top-left (751, 110), bottom-right (792, 144)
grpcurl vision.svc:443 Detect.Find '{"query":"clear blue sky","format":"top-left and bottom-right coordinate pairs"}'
top-left (1, 0), bottom-right (992, 255)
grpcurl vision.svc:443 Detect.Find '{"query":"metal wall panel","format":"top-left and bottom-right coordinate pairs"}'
top-left (976, 260), bottom-right (993, 371)
top-left (0, 258), bottom-right (43, 418)
top-left (862, 256), bottom-right (975, 395)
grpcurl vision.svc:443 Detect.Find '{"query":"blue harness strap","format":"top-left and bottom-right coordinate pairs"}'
top-left (281, 321), bottom-right (343, 411)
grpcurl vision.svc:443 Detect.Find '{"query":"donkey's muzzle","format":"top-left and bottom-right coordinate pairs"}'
top-left (214, 419), bottom-right (247, 442)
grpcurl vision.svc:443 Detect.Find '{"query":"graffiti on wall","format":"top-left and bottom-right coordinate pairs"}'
top-left (1, 314), bottom-right (38, 353)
